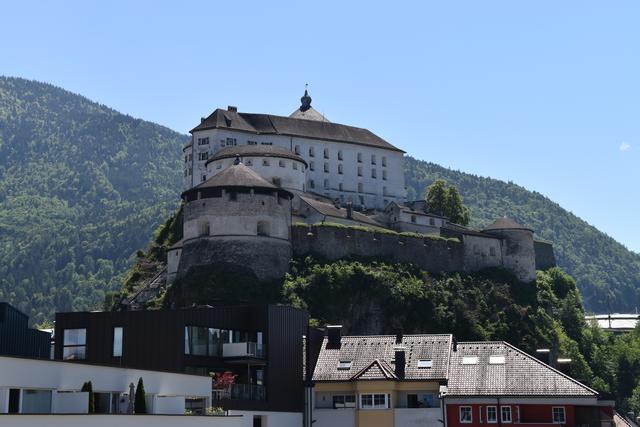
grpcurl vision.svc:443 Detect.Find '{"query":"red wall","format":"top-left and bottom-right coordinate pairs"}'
top-left (446, 403), bottom-right (576, 427)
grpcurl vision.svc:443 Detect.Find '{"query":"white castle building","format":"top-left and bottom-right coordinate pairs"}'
top-left (183, 90), bottom-right (406, 210)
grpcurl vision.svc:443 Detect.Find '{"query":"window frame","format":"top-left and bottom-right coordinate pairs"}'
top-left (63, 328), bottom-right (87, 360)
top-left (112, 326), bottom-right (123, 358)
top-left (552, 407), bottom-right (566, 424)
top-left (459, 406), bottom-right (472, 423)
top-left (501, 406), bottom-right (512, 423)
top-left (486, 405), bottom-right (497, 423)
top-left (360, 393), bottom-right (389, 410)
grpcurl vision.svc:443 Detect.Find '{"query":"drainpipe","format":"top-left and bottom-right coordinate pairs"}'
top-left (441, 395), bottom-right (447, 427)
top-left (498, 397), bottom-right (502, 427)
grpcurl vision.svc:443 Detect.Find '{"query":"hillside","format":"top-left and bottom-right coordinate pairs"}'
top-left (1, 77), bottom-right (639, 320)
top-left (404, 157), bottom-right (640, 313)
top-left (0, 77), bottom-right (186, 323)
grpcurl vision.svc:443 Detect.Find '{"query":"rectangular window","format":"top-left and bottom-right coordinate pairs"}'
top-left (197, 137), bottom-right (209, 146)
top-left (333, 394), bottom-right (356, 408)
top-left (360, 393), bottom-right (388, 409)
top-left (198, 152), bottom-right (208, 161)
top-left (185, 326), bottom-right (208, 356)
top-left (371, 169), bottom-right (377, 179)
top-left (489, 355), bottom-right (505, 364)
top-left (487, 406), bottom-right (497, 423)
top-left (417, 359), bottom-right (432, 368)
top-left (337, 361), bottom-right (352, 370)
top-left (501, 406), bottom-right (512, 423)
top-left (382, 170), bottom-right (387, 180)
top-left (324, 163), bottom-right (329, 173)
top-left (357, 152), bottom-right (362, 163)
top-left (460, 406), bottom-right (472, 423)
top-left (226, 137), bottom-right (237, 146)
top-left (261, 142), bottom-right (272, 145)
top-left (262, 159), bottom-right (270, 166)
top-left (371, 155), bottom-right (376, 165)
top-left (382, 156), bottom-right (387, 167)
top-left (63, 328), bottom-right (87, 360)
top-left (552, 407), bottom-right (566, 423)
top-left (357, 166), bottom-right (363, 176)
top-left (462, 356), bottom-right (478, 365)
top-left (279, 160), bottom-right (285, 168)
top-left (113, 327), bottom-right (123, 357)
top-left (247, 140), bottom-right (258, 145)
top-left (293, 162), bottom-right (298, 170)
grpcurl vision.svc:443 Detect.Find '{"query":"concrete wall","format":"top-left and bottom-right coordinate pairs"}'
top-left (177, 236), bottom-right (292, 281)
top-left (154, 395), bottom-right (185, 415)
top-left (313, 408), bottom-right (356, 427)
top-left (167, 247), bottom-right (182, 282)
top-left (52, 392), bottom-right (88, 414)
top-left (188, 127), bottom-right (406, 209)
top-left (208, 156), bottom-right (307, 193)
top-left (292, 226), bottom-right (465, 273)
top-left (394, 408), bottom-right (442, 426)
top-left (0, 414), bottom-right (242, 427)
top-left (484, 229), bottom-right (537, 282)
top-left (461, 234), bottom-right (503, 272)
top-left (227, 410), bottom-right (302, 427)
top-left (534, 240), bottom-right (557, 270)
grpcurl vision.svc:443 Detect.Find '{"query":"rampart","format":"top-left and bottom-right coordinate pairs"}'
top-left (534, 240), bottom-right (557, 270)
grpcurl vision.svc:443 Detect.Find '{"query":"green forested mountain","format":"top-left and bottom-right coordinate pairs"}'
top-left (1, 76), bottom-right (639, 322)
top-left (0, 77), bottom-right (186, 323)
top-left (404, 157), bottom-right (640, 313)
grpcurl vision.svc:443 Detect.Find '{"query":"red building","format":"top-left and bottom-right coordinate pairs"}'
top-left (443, 342), bottom-right (614, 427)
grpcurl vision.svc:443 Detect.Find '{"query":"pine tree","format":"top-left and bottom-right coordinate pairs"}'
top-left (134, 377), bottom-right (147, 414)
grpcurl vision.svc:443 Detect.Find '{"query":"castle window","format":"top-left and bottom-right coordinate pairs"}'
top-left (247, 140), bottom-right (258, 145)
top-left (226, 137), bottom-right (237, 146)
top-left (184, 155), bottom-right (188, 163)
top-left (324, 148), bottom-right (329, 159)
top-left (184, 169), bottom-right (187, 177)
top-left (429, 218), bottom-right (435, 226)
top-left (201, 175), bottom-right (206, 182)
top-left (198, 152), bottom-right (209, 161)
top-left (359, 195), bottom-right (364, 205)
top-left (188, 168), bottom-right (192, 176)
top-left (324, 163), bottom-right (329, 173)
top-left (295, 145), bottom-right (300, 154)
top-left (358, 183), bottom-right (363, 193)
top-left (411, 215), bottom-right (416, 223)
top-left (245, 159), bottom-right (252, 166)
top-left (338, 150), bottom-right (343, 160)
top-left (324, 179), bottom-right (330, 189)
top-left (279, 160), bottom-right (285, 168)
top-left (257, 220), bottom-right (270, 236)
top-left (371, 169), bottom-right (377, 179)
top-left (338, 164), bottom-right (343, 174)
top-left (339, 183), bottom-right (343, 191)
top-left (371, 154), bottom-right (376, 165)
top-left (197, 137), bottom-right (209, 146)
top-left (382, 170), bottom-right (387, 180)
top-left (188, 154), bottom-right (193, 161)
top-left (309, 147), bottom-right (315, 157)
top-left (357, 152), bottom-right (362, 163)
top-left (382, 156), bottom-right (387, 167)
top-left (261, 142), bottom-right (272, 145)
top-left (229, 192), bottom-right (237, 201)
top-left (309, 161), bottom-right (315, 171)
top-left (199, 221), bottom-right (210, 236)
top-left (309, 180), bottom-right (315, 189)
top-left (263, 159), bottom-right (270, 166)
top-left (293, 162), bottom-right (298, 170)
top-left (357, 166), bottom-right (362, 177)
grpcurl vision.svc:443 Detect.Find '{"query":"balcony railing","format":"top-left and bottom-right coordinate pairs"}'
top-left (212, 384), bottom-right (266, 401)
top-left (222, 342), bottom-right (265, 358)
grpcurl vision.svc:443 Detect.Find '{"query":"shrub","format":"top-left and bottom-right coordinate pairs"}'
top-left (134, 377), bottom-right (147, 414)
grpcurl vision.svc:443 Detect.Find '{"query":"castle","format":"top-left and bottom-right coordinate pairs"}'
top-left (165, 90), bottom-right (555, 289)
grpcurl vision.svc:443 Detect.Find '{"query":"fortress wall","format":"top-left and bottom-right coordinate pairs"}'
top-left (534, 240), bottom-right (557, 270)
top-left (462, 234), bottom-right (503, 272)
top-left (177, 236), bottom-right (292, 281)
top-left (291, 225), bottom-right (465, 273)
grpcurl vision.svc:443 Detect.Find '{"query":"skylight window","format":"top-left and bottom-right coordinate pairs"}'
top-left (337, 361), bottom-right (352, 370)
top-left (417, 359), bottom-right (433, 368)
top-left (461, 356), bottom-right (479, 365)
top-left (489, 355), bottom-right (505, 365)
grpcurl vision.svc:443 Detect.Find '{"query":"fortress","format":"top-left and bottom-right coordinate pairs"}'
top-left (163, 90), bottom-right (555, 291)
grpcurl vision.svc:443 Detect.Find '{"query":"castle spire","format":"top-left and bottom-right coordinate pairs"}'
top-left (300, 84), bottom-right (312, 112)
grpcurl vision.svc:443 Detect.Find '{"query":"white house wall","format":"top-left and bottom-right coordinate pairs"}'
top-left (227, 410), bottom-right (303, 427)
top-left (0, 414), bottom-right (243, 427)
top-left (313, 408), bottom-right (356, 427)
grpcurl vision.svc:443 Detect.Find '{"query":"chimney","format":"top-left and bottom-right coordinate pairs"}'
top-left (327, 325), bottom-right (342, 348)
top-left (227, 105), bottom-right (238, 113)
top-left (394, 345), bottom-right (406, 379)
top-left (395, 332), bottom-right (403, 345)
top-left (346, 202), bottom-right (353, 219)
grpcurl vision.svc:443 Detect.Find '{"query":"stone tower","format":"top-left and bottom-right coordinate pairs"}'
top-left (483, 217), bottom-right (537, 282)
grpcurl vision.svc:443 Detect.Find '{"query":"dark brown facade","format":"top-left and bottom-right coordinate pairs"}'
top-left (54, 305), bottom-right (308, 412)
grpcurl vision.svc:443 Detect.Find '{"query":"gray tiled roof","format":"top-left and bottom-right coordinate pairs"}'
top-left (206, 145), bottom-right (307, 167)
top-left (299, 196), bottom-right (383, 227)
top-left (447, 342), bottom-right (597, 397)
top-left (351, 359), bottom-right (398, 380)
top-left (312, 334), bottom-right (452, 382)
top-left (191, 108), bottom-right (404, 153)
top-left (289, 106), bottom-right (330, 122)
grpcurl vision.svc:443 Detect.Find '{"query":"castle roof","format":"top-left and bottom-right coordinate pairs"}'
top-left (483, 217), bottom-right (532, 232)
top-left (191, 108), bottom-right (403, 153)
top-left (205, 145), bottom-right (307, 167)
top-left (298, 196), bottom-right (384, 228)
top-left (182, 162), bottom-right (292, 198)
top-left (312, 334), bottom-right (453, 382)
top-left (447, 341), bottom-right (597, 397)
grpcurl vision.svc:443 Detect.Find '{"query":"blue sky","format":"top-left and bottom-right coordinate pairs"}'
top-left (1, 1), bottom-right (638, 253)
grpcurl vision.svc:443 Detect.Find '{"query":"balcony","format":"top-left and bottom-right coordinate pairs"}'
top-left (212, 384), bottom-right (266, 402)
top-left (222, 342), bottom-right (265, 360)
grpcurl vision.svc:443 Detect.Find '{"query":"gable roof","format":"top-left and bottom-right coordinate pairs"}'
top-left (312, 334), bottom-right (453, 382)
top-left (206, 145), bottom-right (307, 167)
top-left (446, 341), bottom-right (597, 397)
top-left (191, 108), bottom-right (404, 153)
top-left (351, 359), bottom-right (398, 381)
top-left (298, 196), bottom-right (383, 227)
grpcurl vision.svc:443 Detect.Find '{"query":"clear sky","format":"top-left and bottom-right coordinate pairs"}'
top-left (1, 1), bottom-right (638, 253)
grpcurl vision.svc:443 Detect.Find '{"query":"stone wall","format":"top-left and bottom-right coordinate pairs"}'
top-left (534, 240), bottom-right (557, 270)
top-left (291, 225), bottom-right (465, 273)
top-left (177, 236), bottom-right (292, 281)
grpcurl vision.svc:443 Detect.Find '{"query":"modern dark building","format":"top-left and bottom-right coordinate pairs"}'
top-left (0, 302), bottom-right (50, 359)
top-left (54, 304), bottom-right (308, 414)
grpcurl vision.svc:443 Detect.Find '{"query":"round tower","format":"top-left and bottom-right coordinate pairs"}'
top-left (174, 158), bottom-right (293, 282)
top-left (483, 217), bottom-right (537, 282)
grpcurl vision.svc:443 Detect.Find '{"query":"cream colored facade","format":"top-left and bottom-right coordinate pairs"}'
top-left (313, 381), bottom-right (443, 427)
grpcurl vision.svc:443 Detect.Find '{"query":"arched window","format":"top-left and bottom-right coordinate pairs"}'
top-left (199, 220), bottom-right (210, 236)
top-left (257, 220), bottom-right (271, 236)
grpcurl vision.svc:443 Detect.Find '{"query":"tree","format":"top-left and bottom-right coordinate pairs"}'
top-left (424, 179), bottom-right (470, 226)
top-left (81, 381), bottom-right (94, 413)
top-left (134, 377), bottom-right (147, 414)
